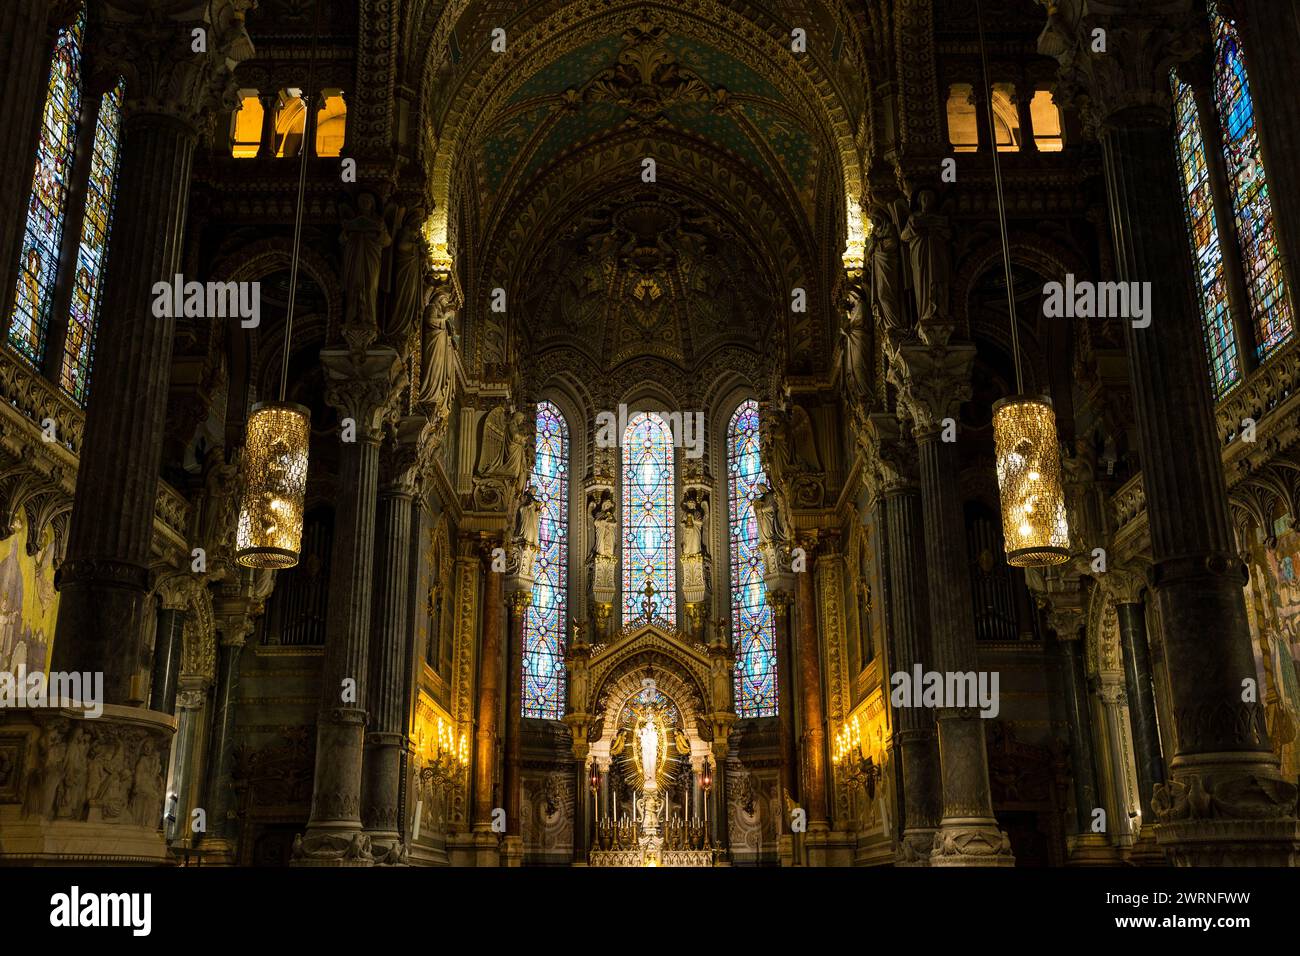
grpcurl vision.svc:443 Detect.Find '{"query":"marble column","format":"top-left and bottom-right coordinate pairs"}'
top-left (0, 1), bottom-right (70, 323)
top-left (867, 414), bottom-right (942, 864)
top-left (52, 7), bottom-right (249, 704)
top-left (201, 628), bottom-right (247, 861)
top-left (893, 342), bottom-right (1013, 866)
top-left (166, 682), bottom-right (209, 848)
top-left (1111, 586), bottom-right (1167, 823)
top-left (794, 539), bottom-right (829, 829)
top-left (295, 348), bottom-right (403, 865)
top-left (767, 587), bottom-right (797, 848)
top-left (472, 543), bottom-right (504, 848)
top-left (149, 604), bottom-right (184, 715)
top-left (1056, 631), bottom-right (1101, 835)
top-left (362, 423), bottom-right (420, 856)
top-left (1039, 0), bottom-right (1299, 864)
top-left (502, 586), bottom-right (529, 864)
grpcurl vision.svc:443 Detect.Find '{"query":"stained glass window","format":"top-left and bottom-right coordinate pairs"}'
top-left (622, 412), bottom-right (676, 627)
top-left (8, 11), bottom-right (84, 364)
top-left (728, 400), bottom-right (777, 718)
top-left (1210, 2), bottom-right (1293, 360)
top-left (1172, 75), bottom-right (1239, 395)
top-left (61, 78), bottom-right (124, 406)
top-left (522, 401), bottom-right (569, 719)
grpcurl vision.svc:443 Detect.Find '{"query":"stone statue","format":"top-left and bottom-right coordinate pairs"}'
top-left (515, 485), bottom-right (541, 552)
top-left (340, 191), bottom-right (392, 335)
top-left (840, 285), bottom-right (872, 403)
top-left (130, 740), bottom-right (162, 828)
top-left (752, 482), bottom-right (786, 551)
top-left (417, 290), bottom-right (457, 421)
top-left (590, 491), bottom-right (617, 559)
top-left (680, 490), bottom-right (709, 558)
top-left (869, 203), bottom-right (908, 336)
top-left (388, 203), bottom-right (427, 342)
top-left (57, 726), bottom-right (90, 820)
top-left (900, 189), bottom-right (952, 327)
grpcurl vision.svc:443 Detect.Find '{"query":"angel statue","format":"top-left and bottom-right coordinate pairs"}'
top-left (475, 407), bottom-right (531, 496)
top-left (340, 191), bottom-right (392, 337)
top-left (680, 490), bottom-right (709, 558)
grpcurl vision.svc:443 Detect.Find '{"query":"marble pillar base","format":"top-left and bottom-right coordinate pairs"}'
top-left (896, 828), bottom-right (937, 866)
top-left (502, 834), bottom-right (524, 867)
top-left (0, 704), bottom-right (176, 865)
top-left (196, 836), bottom-right (238, 866)
top-left (1153, 759), bottom-right (1300, 866)
top-left (778, 832), bottom-right (796, 866)
top-left (462, 827), bottom-right (501, 867)
top-left (930, 823), bottom-right (1015, 867)
top-left (362, 732), bottom-right (404, 853)
top-left (1125, 828), bottom-right (1168, 867)
top-left (1067, 833), bottom-right (1124, 866)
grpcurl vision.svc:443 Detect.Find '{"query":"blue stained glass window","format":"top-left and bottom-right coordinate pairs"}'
top-left (728, 400), bottom-right (777, 718)
top-left (61, 78), bottom-right (124, 406)
top-left (622, 412), bottom-right (676, 627)
top-left (8, 10), bottom-right (84, 364)
top-left (1171, 75), bottom-right (1239, 395)
top-left (522, 401), bottom-right (569, 719)
top-left (1210, 2), bottom-right (1293, 360)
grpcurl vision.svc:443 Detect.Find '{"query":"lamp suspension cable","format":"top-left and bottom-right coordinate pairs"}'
top-left (976, 0), bottom-right (1024, 394)
top-left (280, 0), bottom-right (322, 402)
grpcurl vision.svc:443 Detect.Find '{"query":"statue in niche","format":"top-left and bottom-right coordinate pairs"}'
top-left (417, 289), bottom-right (457, 421)
top-left (752, 482), bottom-right (787, 551)
top-left (340, 191), bottom-right (392, 336)
top-left (476, 408), bottom-right (530, 498)
top-left (900, 189), bottom-right (952, 327)
top-left (515, 485), bottom-right (542, 552)
top-left (387, 202), bottom-right (427, 342)
top-left (869, 201), bottom-right (908, 337)
top-left (680, 489), bottom-right (709, 559)
top-left (590, 491), bottom-right (617, 559)
top-left (840, 284), bottom-right (872, 403)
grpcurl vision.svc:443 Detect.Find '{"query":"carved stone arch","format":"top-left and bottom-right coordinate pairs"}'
top-left (206, 239), bottom-right (345, 386)
top-left (1084, 576), bottom-right (1122, 680)
top-left (587, 630), bottom-right (713, 742)
top-left (151, 573), bottom-right (218, 687)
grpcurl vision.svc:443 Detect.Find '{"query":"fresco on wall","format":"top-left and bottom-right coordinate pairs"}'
top-left (0, 520), bottom-right (59, 679)
top-left (1246, 524), bottom-right (1300, 778)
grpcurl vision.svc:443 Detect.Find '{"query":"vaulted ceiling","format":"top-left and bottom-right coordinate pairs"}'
top-left (405, 0), bottom-right (873, 383)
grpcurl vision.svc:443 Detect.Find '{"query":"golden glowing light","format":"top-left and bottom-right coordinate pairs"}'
top-left (236, 402), bottom-right (311, 569)
top-left (230, 93), bottom-right (263, 158)
top-left (992, 396), bottom-right (1070, 567)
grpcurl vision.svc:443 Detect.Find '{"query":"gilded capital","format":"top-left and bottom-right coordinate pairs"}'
top-left (889, 342), bottom-right (976, 439)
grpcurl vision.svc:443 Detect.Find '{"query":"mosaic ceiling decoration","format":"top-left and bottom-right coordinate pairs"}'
top-left (480, 25), bottom-right (817, 203)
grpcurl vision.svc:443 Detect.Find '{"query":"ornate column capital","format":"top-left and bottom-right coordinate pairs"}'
top-left (378, 415), bottom-right (425, 498)
top-left (1097, 564), bottom-right (1148, 605)
top-left (94, 0), bottom-right (256, 135)
top-left (1034, 0), bottom-right (1203, 135)
top-left (889, 342), bottom-right (976, 439)
top-left (320, 347), bottom-right (407, 444)
top-left (862, 411), bottom-right (920, 499)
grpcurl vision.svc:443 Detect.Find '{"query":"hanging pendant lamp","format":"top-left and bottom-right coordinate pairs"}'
top-left (976, 0), bottom-right (1071, 567)
top-left (235, 0), bottom-right (321, 569)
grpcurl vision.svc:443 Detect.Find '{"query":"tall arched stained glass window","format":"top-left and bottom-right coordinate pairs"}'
top-left (8, 10), bottom-right (85, 364)
top-left (1209, 2), bottom-right (1293, 359)
top-left (622, 412), bottom-right (675, 627)
top-left (728, 400), bottom-right (777, 718)
top-left (522, 401), bottom-right (569, 719)
top-left (61, 78), bottom-right (125, 406)
top-left (1172, 75), bottom-right (1239, 395)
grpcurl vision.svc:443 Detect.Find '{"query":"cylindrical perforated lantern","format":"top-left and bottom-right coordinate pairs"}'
top-left (235, 401), bottom-right (311, 569)
top-left (992, 395), bottom-right (1070, 567)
